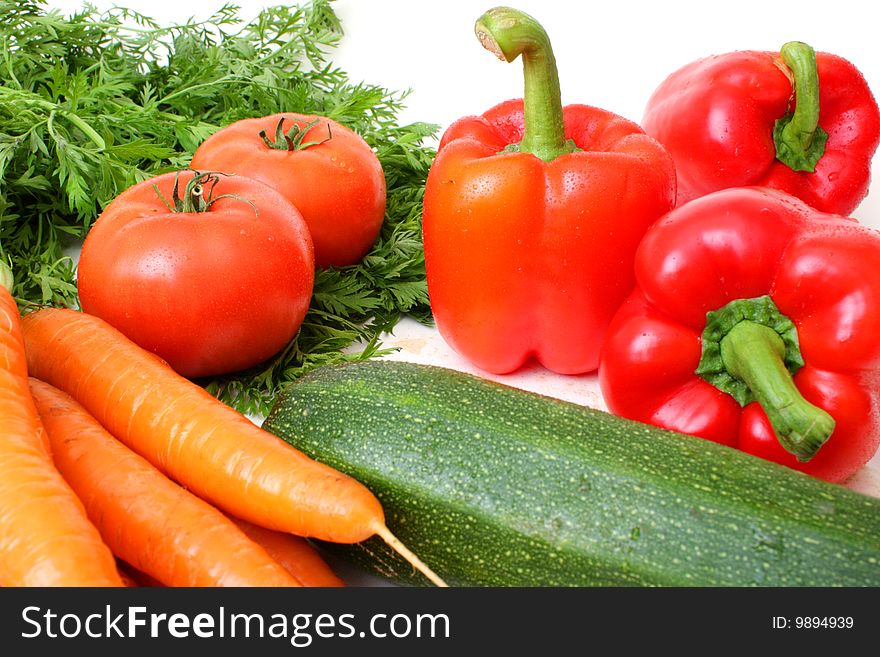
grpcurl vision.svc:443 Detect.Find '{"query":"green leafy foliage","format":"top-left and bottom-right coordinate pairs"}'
top-left (0, 0), bottom-right (437, 414)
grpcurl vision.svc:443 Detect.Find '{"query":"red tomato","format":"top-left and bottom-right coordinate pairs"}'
top-left (190, 113), bottom-right (386, 269)
top-left (77, 170), bottom-right (314, 378)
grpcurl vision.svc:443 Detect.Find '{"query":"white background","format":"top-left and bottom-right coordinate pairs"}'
top-left (41, 0), bottom-right (880, 500)
top-left (43, 0), bottom-right (880, 224)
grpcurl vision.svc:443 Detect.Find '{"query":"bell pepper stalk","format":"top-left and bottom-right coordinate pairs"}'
top-left (598, 186), bottom-right (880, 483)
top-left (474, 8), bottom-right (578, 162)
top-left (642, 41), bottom-right (880, 216)
top-left (423, 6), bottom-right (675, 375)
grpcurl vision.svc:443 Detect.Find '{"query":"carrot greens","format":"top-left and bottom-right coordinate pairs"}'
top-left (0, 0), bottom-right (436, 414)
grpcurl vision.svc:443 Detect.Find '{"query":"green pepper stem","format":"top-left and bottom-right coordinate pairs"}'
top-left (773, 41), bottom-right (828, 172)
top-left (474, 7), bottom-right (578, 161)
top-left (719, 320), bottom-right (834, 461)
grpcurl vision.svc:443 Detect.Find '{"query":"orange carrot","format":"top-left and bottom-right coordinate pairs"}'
top-left (116, 565), bottom-right (140, 587)
top-left (29, 378), bottom-right (303, 588)
top-left (230, 517), bottom-right (345, 587)
top-left (0, 273), bottom-right (123, 587)
top-left (21, 307), bottom-right (445, 587)
top-left (117, 560), bottom-right (164, 588)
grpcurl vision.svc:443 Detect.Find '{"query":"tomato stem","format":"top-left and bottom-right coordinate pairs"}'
top-left (474, 7), bottom-right (579, 162)
top-left (259, 116), bottom-right (332, 151)
top-left (152, 170), bottom-right (258, 217)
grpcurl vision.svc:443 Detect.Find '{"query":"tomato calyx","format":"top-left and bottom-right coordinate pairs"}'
top-left (259, 116), bottom-right (332, 151)
top-left (153, 170), bottom-right (258, 216)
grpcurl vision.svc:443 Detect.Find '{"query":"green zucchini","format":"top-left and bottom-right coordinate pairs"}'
top-left (262, 360), bottom-right (880, 586)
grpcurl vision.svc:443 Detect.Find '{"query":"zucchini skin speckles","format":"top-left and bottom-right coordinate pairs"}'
top-left (263, 360), bottom-right (880, 587)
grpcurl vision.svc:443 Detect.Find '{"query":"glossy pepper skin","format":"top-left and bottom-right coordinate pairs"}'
top-left (642, 42), bottom-right (880, 216)
top-left (598, 186), bottom-right (880, 483)
top-left (423, 7), bottom-right (675, 375)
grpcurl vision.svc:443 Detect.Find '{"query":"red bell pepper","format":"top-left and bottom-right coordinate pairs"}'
top-left (642, 41), bottom-right (880, 216)
top-left (423, 7), bottom-right (675, 375)
top-left (598, 186), bottom-right (880, 483)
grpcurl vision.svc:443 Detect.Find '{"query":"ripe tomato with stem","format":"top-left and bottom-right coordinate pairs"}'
top-left (77, 170), bottom-right (314, 378)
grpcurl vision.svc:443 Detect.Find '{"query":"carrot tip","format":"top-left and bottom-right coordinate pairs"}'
top-left (372, 523), bottom-right (448, 588)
